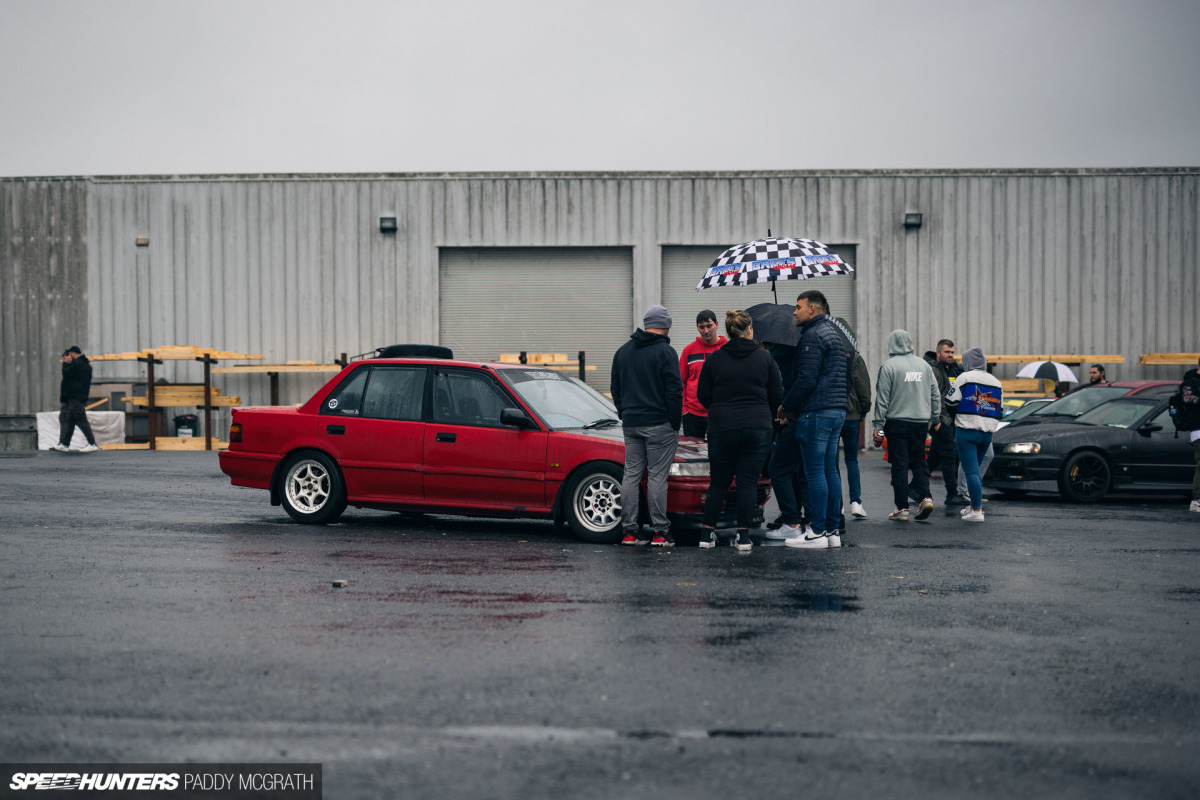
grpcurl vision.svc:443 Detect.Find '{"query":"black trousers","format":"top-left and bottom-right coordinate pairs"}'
top-left (704, 426), bottom-right (773, 530)
top-left (886, 419), bottom-right (930, 510)
top-left (927, 423), bottom-right (958, 499)
top-left (59, 399), bottom-right (96, 446)
top-left (682, 413), bottom-right (708, 439)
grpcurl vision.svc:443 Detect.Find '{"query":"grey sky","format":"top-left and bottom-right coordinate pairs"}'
top-left (2, 0), bottom-right (1198, 177)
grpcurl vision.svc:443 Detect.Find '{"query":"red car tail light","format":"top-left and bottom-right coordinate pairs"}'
top-left (229, 422), bottom-right (242, 443)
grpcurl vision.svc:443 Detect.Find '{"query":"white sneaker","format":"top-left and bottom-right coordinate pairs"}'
top-left (825, 532), bottom-right (842, 548)
top-left (1190, 500), bottom-right (1200, 513)
top-left (50, 443), bottom-right (70, 452)
top-left (79, 443), bottom-right (100, 453)
top-left (849, 501), bottom-right (867, 518)
top-left (785, 530), bottom-right (829, 549)
top-left (962, 509), bottom-right (985, 523)
top-left (766, 523), bottom-right (801, 541)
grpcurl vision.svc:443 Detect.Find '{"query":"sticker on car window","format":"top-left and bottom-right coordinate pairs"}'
top-left (523, 371), bottom-right (559, 381)
top-left (328, 398), bottom-right (339, 409)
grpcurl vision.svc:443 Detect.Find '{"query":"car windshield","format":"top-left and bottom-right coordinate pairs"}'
top-left (500, 369), bottom-right (619, 430)
top-left (1003, 400), bottom-right (1051, 420)
top-left (1073, 398), bottom-right (1160, 429)
top-left (1031, 386), bottom-right (1127, 418)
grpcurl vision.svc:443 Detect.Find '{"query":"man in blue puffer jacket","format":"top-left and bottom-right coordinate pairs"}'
top-left (776, 290), bottom-right (851, 549)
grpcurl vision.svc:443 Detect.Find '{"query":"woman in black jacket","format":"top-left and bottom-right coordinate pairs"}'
top-left (697, 310), bottom-right (783, 551)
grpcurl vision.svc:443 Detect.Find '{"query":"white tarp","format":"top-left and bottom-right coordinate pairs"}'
top-left (36, 411), bottom-right (126, 450)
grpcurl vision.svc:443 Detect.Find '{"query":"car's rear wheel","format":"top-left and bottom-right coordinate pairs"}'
top-left (564, 463), bottom-right (624, 544)
top-left (280, 451), bottom-right (347, 524)
top-left (1059, 451), bottom-right (1110, 503)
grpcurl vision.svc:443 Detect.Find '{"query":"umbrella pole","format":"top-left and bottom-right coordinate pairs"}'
top-left (772, 279), bottom-right (777, 304)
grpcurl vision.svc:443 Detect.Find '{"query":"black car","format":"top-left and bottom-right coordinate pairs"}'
top-left (1002, 380), bottom-right (1178, 428)
top-left (986, 395), bottom-right (1195, 502)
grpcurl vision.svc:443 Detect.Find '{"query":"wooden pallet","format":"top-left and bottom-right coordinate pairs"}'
top-left (100, 438), bottom-right (228, 451)
top-left (92, 345), bottom-right (263, 361)
top-left (122, 386), bottom-right (240, 407)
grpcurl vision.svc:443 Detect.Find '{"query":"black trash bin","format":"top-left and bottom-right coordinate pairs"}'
top-left (174, 414), bottom-right (200, 438)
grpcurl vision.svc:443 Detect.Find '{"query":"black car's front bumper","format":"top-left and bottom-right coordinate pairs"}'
top-left (983, 453), bottom-right (1065, 492)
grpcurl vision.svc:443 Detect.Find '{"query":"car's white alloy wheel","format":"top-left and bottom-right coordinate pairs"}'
top-left (573, 471), bottom-right (622, 534)
top-left (285, 459), bottom-right (331, 513)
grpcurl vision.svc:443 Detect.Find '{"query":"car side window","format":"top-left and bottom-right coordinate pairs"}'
top-left (321, 367), bottom-right (369, 416)
top-left (361, 366), bottom-right (426, 421)
top-left (433, 371), bottom-right (511, 428)
top-left (1149, 408), bottom-right (1172, 430)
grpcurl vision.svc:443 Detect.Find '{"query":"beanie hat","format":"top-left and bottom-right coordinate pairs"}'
top-left (643, 305), bottom-right (672, 330)
top-left (962, 346), bottom-right (987, 371)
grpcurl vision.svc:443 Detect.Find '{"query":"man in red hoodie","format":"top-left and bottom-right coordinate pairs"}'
top-left (679, 310), bottom-right (726, 438)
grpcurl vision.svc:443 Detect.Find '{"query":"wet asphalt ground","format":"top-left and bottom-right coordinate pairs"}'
top-left (1, 449), bottom-right (1198, 799)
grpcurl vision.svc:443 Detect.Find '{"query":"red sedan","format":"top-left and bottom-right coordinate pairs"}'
top-left (219, 356), bottom-right (766, 543)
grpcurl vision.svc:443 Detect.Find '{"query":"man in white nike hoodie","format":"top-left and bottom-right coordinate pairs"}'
top-left (871, 330), bottom-right (941, 521)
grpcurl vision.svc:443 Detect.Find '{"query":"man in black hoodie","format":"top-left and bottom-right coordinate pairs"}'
top-left (53, 345), bottom-right (99, 452)
top-left (611, 305), bottom-right (683, 546)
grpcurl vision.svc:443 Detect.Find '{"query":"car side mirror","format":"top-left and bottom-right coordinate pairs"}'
top-left (500, 407), bottom-right (536, 429)
top-left (1138, 423), bottom-right (1163, 436)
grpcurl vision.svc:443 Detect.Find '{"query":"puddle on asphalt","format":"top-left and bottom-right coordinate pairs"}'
top-left (1167, 588), bottom-right (1200, 602)
top-left (890, 542), bottom-right (985, 550)
top-left (785, 591), bottom-right (861, 612)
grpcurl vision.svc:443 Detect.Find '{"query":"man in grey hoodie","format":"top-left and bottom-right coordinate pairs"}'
top-left (871, 330), bottom-right (941, 521)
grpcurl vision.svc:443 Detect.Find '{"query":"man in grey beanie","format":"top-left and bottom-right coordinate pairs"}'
top-left (611, 305), bottom-right (683, 546)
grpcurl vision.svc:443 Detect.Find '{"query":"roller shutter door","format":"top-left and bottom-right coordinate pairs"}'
top-left (661, 244), bottom-right (858, 339)
top-left (439, 247), bottom-right (632, 389)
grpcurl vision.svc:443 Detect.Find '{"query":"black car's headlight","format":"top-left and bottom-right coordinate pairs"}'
top-left (670, 462), bottom-right (710, 477)
top-left (1003, 442), bottom-right (1041, 454)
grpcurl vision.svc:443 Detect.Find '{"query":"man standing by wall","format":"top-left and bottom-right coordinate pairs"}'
top-left (52, 345), bottom-right (99, 453)
top-left (924, 339), bottom-right (964, 507)
top-left (873, 330), bottom-right (941, 522)
top-left (777, 290), bottom-right (850, 549)
top-left (680, 310), bottom-right (726, 439)
top-left (611, 305), bottom-right (683, 547)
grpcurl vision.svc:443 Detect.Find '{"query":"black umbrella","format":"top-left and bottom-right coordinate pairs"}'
top-left (747, 303), bottom-right (800, 346)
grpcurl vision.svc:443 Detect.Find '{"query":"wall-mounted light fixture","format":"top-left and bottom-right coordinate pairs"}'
top-left (135, 236), bottom-right (150, 246)
top-left (379, 215), bottom-right (398, 233)
top-left (903, 213), bottom-right (923, 230)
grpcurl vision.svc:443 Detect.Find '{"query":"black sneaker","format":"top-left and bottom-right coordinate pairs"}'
top-left (734, 531), bottom-right (753, 552)
top-left (946, 494), bottom-right (971, 507)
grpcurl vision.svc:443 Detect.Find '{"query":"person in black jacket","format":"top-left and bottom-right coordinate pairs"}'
top-left (776, 290), bottom-right (851, 549)
top-left (53, 346), bottom-right (99, 452)
top-left (611, 305), bottom-right (683, 547)
top-left (696, 310), bottom-right (783, 551)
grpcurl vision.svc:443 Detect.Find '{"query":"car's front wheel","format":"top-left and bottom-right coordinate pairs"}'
top-left (1059, 451), bottom-right (1110, 503)
top-left (564, 463), bottom-right (624, 544)
top-left (280, 451), bottom-right (347, 524)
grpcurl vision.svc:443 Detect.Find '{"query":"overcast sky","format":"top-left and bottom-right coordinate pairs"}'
top-left (2, 0), bottom-right (1198, 177)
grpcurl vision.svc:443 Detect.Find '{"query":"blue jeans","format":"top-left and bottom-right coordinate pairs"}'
top-left (840, 419), bottom-right (862, 504)
top-left (795, 409), bottom-right (846, 535)
top-left (955, 427), bottom-right (992, 509)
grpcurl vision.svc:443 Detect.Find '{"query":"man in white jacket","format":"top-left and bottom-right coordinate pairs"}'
top-left (946, 347), bottom-right (1003, 522)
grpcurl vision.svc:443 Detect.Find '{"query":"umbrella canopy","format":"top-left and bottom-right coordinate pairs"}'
top-left (747, 302), bottom-right (800, 346)
top-left (745, 306), bottom-right (859, 351)
top-left (1015, 360), bottom-right (1079, 383)
top-left (697, 236), bottom-right (853, 291)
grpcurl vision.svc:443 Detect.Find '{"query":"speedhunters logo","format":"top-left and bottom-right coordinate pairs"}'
top-left (9, 773), bottom-right (178, 791)
top-left (2, 764), bottom-right (321, 799)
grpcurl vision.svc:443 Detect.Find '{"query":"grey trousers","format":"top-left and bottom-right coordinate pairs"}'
top-left (621, 423), bottom-right (679, 533)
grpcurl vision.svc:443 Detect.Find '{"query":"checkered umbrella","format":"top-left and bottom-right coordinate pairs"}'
top-left (696, 236), bottom-right (853, 293)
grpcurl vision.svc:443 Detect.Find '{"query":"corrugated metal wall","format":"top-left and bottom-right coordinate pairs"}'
top-left (2, 170), bottom-right (1198, 424)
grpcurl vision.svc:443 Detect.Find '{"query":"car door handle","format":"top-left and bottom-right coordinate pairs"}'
top-left (326, 425), bottom-right (346, 435)
top-left (436, 432), bottom-right (457, 443)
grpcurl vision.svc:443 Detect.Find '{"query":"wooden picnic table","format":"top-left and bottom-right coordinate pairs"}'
top-left (1138, 353), bottom-right (1200, 366)
top-left (90, 345), bottom-right (263, 450)
top-left (212, 361), bottom-right (346, 405)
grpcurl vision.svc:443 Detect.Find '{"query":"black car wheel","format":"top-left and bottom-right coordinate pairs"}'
top-left (280, 451), bottom-right (347, 524)
top-left (564, 463), bottom-right (624, 544)
top-left (1058, 451), bottom-right (1111, 503)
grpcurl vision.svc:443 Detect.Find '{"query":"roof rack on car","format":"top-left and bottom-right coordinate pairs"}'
top-left (351, 344), bottom-right (454, 361)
